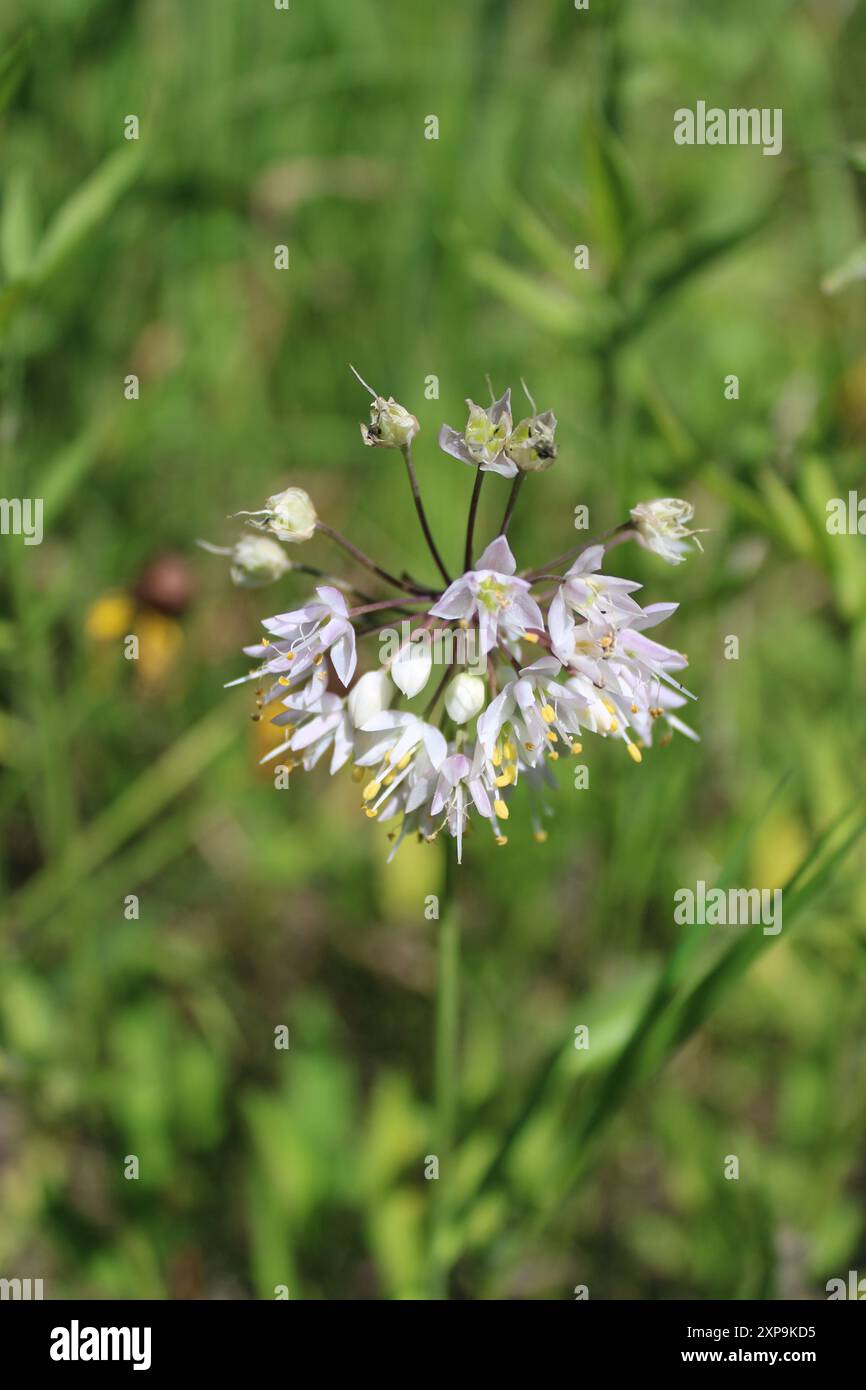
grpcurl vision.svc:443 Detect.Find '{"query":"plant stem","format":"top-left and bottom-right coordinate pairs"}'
top-left (464, 468), bottom-right (485, 571)
top-left (349, 596), bottom-right (436, 618)
top-left (430, 848), bottom-right (460, 1298)
top-left (401, 443), bottom-right (452, 586)
top-left (315, 521), bottom-right (428, 595)
top-left (522, 522), bottom-right (635, 581)
top-left (499, 473), bottom-right (525, 536)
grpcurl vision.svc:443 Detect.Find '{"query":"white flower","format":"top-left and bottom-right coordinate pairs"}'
top-left (219, 368), bottom-right (702, 861)
top-left (445, 672), bottom-right (485, 724)
top-left (630, 497), bottom-right (700, 565)
top-left (237, 487), bottom-right (318, 543)
top-left (347, 669), bottom-right (394, 728)
top-left (261, 585), bottom-right (357, 686)
top-left (429, 536), bottom-right (544, 655)
top-left (438, 390), bottom-right (516, 477)
top-left (390, 637), bottom-right (433, 697)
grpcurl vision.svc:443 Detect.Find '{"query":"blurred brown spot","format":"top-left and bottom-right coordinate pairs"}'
top-left (134, 552), bottom-right (195, 616)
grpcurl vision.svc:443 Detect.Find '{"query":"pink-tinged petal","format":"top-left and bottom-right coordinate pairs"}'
top-left (429, 579), bottom-right (473, 620)
top-left (520, 654), bottom-right (562, 679)
top-left (468, 778), bottom-right (492, 818)
top-left (438, 424), bottom-right (476, 466)
top-left (477, 606), bottom-right (498, 655)
top-left (475, 534), bottom-right (517, 575)
top-left (290, 714), bottom-right (338, 751)
top-left (480, 454), bottom-right (519, 479)
top-left (510, 590), bottom-right (545, 632)
top-left (359, 710), bottom-right (410, 732)
top-left (315, 585), bottom-right (348, 617)
top-left (420, 724), bottom-right (448, 769)
top-left (629, 601), bottom-right (679, 630)
top-left (547, 589), bottom-right (574, 655)
top-left (477, 686), bottom-right (511, 751)
top-left (330, 720), bottom-right (354, 773)
top-left (565, 544), bottom-right (606, 577)
top-left (330, 627), bottom-right (356, 686)
top-left (488, 388), bottom-right (512, 427)
top-left (441, 752), bottom-right (471, 784)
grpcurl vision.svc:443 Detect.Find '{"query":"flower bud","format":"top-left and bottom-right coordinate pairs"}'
top-left (348, 669), bottom-right (394, 728)
top-left (504, 410), bottom-right (558, 472)
top-left (360, 396), bottom-right (420, 450)
top-left (229, 535), bottom-right (292, 588)
top-left (630, 498), bottom-right (697, 565)
top-left (264, 487), bottom-right (318, 542)
top-left (390, 639), bottom-right (433, 697)
top-left (445, 672), bottom-right (486, 724)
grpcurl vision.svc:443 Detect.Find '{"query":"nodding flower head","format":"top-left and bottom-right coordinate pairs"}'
top-left (236, 487), bottom-right (318, 543)
top-left (630, 497), bottom-right (702, 565)
top-left (215, 364), bottom-right (701, 861)
top-left (229, 535), bottom-right (293, 587)
top-left (352, 365), bottom-right (420, 449)
top-left (198, 533), bottom-right (293, 588)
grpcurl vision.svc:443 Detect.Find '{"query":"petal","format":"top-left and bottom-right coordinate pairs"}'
top-left (315, 585), bottom-right (348, 617)
top-left (474, 534), bottom-right (517, 575)
top-left (330, 626), bottom-right (357, 686)
top-left (429, 580), bottom-right (473, 620)
top-left (565, 544), bottom-right (605, 577)
top-left (437, 424), bottom-right (476, 466)
top-left (480, 454), bottom-right (519, 479)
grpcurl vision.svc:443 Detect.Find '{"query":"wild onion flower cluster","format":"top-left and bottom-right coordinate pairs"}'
top-left (205, 371), bottom-right (702, 861)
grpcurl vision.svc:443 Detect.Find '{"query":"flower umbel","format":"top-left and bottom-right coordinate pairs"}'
top-left (211, 368), bottom-right (701, 861)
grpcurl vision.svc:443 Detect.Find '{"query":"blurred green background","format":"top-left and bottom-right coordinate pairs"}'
top-left (2, 0), bottom-right (866, 1300)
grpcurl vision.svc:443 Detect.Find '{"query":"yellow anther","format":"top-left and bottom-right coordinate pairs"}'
top-left (571, 741), bottom-right (583, 755)
top-left (314, 653), bottom-right (323, 665)
top-left (458, 619), bottom-right (469, 630)
top-left (548, 750), bottom-right (559, 761)
top-left (541, 704), bottom-right (556, 724)
top-left (284, 650), bottom-right (294, 660)
top-left (278, 676), bottom-right (291, 686)
top-left (503, 740), bottom-right (517, 761)
top-left (493, 798), bottom-right (509, 820)
top-left (491, 744), bottom-right (502, 767)
top-left (494, 770), bottom-right (511, 788)
top-left (364, 807), bottom-right (379, 818)
top-left (547, 730), bottom-right (558, 743)
top-left (631, 702), bottom-right (639, 713)
top-left (626, 742), bottom-right (642, 763)
top-left (396, 753), bottom-right (412, 770)
top-left (351, 766), bottom-right (365, 782)
top-left (609, 719), bottom-right (619, 732)
top-left (495, 835), bottom-right (508, 846)
top-left (524, 742), bottom-right (535, 752)
top-left (599, 634), bottom-right (613, 649)
top-left (523, 631), bottom-right (539, 644)
top-left (383, 773), bottom-right (395, 785)
top-left (603, 698), bottom-right (616, 715)
top-left (533, 829), bottom-right (548, 843)
top-left (362, 779), bottom-right (381, 800)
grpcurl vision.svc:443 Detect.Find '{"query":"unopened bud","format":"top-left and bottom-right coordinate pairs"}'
top-left (445, 672), bottom-right (486, 724)
top-left (230, 535), bottom-right (292, 587)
